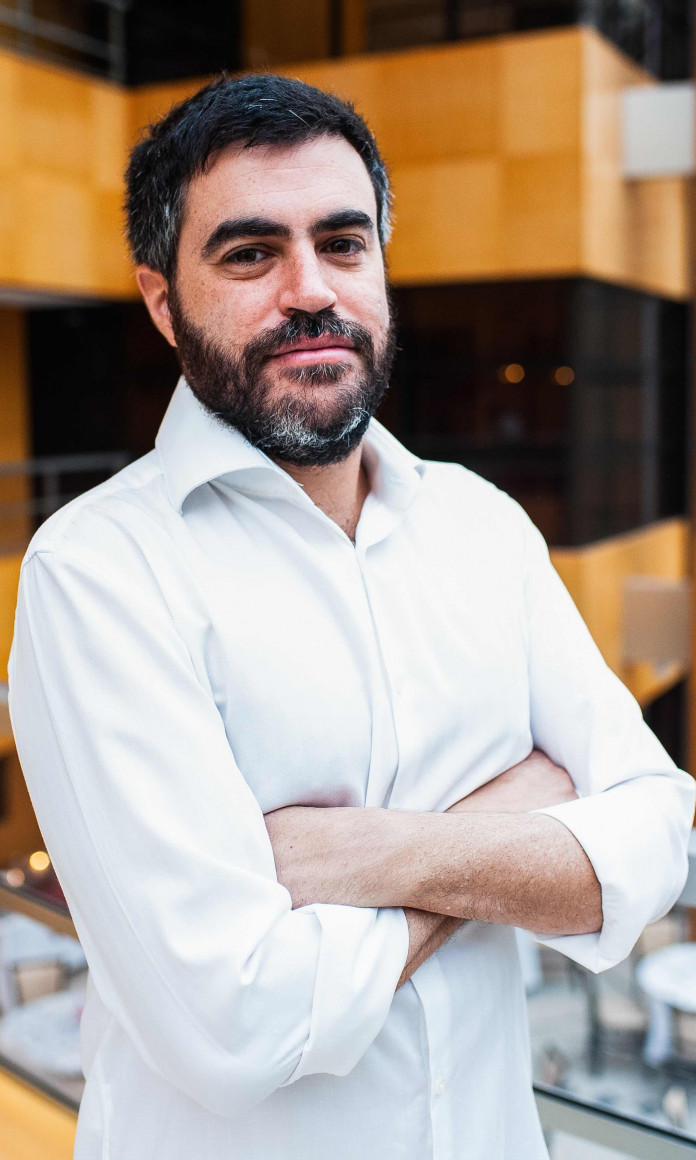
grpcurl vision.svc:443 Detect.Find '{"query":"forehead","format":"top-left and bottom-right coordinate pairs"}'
top-left (181, 135), bottom-right (378, 241)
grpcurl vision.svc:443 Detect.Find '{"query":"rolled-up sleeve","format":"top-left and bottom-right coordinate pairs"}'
top-left (515, 508), bottom-right (695, 973)
top-left (8, 544), bottom-right (409, 1117)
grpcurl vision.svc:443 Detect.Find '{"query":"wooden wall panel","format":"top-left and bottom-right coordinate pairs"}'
top-left (0, 555), bottom-right (22, 683)
top-left (551, 518), bottom-right (689, 705)
top-left (0, 1067), bottom-right (76, 1158)
top-left (580, 29), bottom-right (690, 299)
top-left (0, 50), bottom-right (133, 298)
top-left (242, 0), bottom-right (330, 70)
top-left (0, 310), bottom-right (30, 553)
top-left (130, 29), bottom-right (585, 287)
top-left (0, 25), bottom-right (690, 299)
top-left (0, 745), bottom-right (44, 867)
top-left (499, 30), bottom-right (580, 156)
top-left (129, 27), bottom-right (687, 298)
top-left (0, 311), bottom-right (29, 462)
top-left (291, 32), bottom-right (583, 282)
top-left (389, 157), bottom-right (505, 282)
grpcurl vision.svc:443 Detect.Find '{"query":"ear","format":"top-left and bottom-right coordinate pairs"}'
top-left (136, 266), bottom-right (177, 348)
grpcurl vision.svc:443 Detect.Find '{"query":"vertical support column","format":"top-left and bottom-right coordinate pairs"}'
top-left (687, 35), bottom-right (696, 942)
top-left (341, 0), bottom-right (366, 55)
top-left (0, 310), bottom-right (31, 555)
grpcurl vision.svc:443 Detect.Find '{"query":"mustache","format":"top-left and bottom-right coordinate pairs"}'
top-left (243, 308), bottom-right (375, 364)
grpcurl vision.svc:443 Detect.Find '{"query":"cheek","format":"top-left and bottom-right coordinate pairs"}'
top-left (196, 283), bottom-right (274, 348)
top-left (341, 280), bottom-right (388, 333)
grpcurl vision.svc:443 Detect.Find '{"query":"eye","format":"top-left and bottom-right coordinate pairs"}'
top-left (222, 246), bottom-right (269, 266)
top-left (324, 237), bottom-right (365, 256)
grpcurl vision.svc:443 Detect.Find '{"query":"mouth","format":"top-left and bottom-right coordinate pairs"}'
top-left (270, 335), bottom-right (357, 366)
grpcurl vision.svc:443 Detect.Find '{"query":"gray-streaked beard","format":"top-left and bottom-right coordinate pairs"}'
top-left (167, 290), bottom-right (396, 466)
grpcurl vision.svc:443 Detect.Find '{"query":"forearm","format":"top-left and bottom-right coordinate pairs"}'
top-left (367, 809), bottom-right (602, 935)
top-left (266, 751), bottom-right (589, 945)
top-left (271, 806), bottom-right (602, 936)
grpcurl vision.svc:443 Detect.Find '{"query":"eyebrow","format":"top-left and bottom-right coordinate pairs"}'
top-left (201, 217), bottom-right (291, 260)
top-left (310, 210), bottom-right (374, 237)
top-left (200, 209), bottom-right (374, 261)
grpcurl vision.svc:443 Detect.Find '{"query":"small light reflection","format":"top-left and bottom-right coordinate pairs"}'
top-left (554, 365), bottom-right (575, 385)
top-left (498, 363), bottom-right (525, 384)
top-left (5, 868), bottom-right (25, 887)
top-left (28, 850), bottom-right (50, 873)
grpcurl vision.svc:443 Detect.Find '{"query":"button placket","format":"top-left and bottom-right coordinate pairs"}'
top-left (351, 544), bottom-right (402, 808)
top-left (410, 957), bottom-right (456, 1160)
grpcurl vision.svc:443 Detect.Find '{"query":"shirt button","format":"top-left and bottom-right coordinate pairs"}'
top-left (435, 1077), bottom-right (447, 1096)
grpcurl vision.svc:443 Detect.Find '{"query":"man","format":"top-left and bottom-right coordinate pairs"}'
top-left (9, 74), bottom-right (694, 1160)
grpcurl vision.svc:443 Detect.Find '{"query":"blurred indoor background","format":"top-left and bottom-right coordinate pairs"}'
top-left (0, 3), bottom-right (695, 1158)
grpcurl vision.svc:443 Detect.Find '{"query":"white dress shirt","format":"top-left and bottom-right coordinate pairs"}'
top-left (9, 377), bottom-right (694, 1160)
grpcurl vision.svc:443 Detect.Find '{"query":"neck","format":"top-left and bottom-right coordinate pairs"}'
top-left (275, 444), bottom-right (370, 543)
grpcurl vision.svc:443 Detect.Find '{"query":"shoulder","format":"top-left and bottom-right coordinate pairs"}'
top-left (21, 451), bottom-right (171, 576)
top-left (418, 459), bottom-right (538, 549)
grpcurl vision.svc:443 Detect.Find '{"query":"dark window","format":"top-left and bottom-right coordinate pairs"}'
top-left (27, 278), bottom-right (689, 549)
top-left (383, 279), bottom-right (688, 545)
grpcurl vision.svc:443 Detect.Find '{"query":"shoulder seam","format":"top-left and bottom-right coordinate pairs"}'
top-left (23, 459), bottom-right (164, 559)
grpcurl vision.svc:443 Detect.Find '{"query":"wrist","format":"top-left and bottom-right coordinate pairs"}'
top-left (379, 811), bottom-right (463, 912)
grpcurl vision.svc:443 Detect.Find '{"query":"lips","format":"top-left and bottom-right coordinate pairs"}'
top-left (270, 335), bottom-right (356, 358)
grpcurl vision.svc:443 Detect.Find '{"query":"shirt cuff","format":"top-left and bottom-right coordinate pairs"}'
top-left (531, 778), bottom-right (693, 973)
top-left (282, 904), bottom-right (409, 1083)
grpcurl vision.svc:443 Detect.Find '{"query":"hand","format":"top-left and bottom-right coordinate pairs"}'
top-left (448, 749), bottom-right (577, 815)
top-left (264, 806), bottom-right (464, 988)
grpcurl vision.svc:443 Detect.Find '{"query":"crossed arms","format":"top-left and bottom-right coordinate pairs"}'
top-left (266, 748), bottom-right (603, 990)
top-left (11, 540), bottom-right (694, 1117)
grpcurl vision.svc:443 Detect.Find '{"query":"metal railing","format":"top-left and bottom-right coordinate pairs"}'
top-left (0, 452), bottom-right (131, 555)
top-left (536, 1084), bottom-right (696, 1157)
top-left (0, 0), bottom-right (129, 82)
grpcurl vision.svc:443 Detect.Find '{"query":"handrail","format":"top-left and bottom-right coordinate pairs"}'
top-left (0, 453), bottom-right (129, 477)
top-left (0, 452), bottom-right (131, 544)
top-left (0, 0), bottom-right (128, 83)
top-left (534, 1085), bottom-right (696, 1156)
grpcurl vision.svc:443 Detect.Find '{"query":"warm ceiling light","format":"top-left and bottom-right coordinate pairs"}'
top-left (500, 363), bottom-right (525, 383)
top-left (28, 850), bottom-right (50, 873)
top-left (554, 366), bottom-right (575, 385)
top-left (5, 868), bottom-right (25, 887)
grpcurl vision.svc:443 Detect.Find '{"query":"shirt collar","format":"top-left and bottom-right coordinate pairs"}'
top-left (155, 376), bottom-right (424, 516)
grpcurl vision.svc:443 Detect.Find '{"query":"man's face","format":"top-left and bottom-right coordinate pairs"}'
top-left (156, 134), bottom-right (395, 465)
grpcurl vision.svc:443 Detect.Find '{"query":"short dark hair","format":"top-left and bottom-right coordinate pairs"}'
top-left (125, 72), bottom-right (391, 280)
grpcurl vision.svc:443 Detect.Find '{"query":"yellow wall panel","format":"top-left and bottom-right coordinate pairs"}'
top-left (90, 84), bottom-right (130, 192)
top-left (294, 41), bottom-right (505, 165)
top-left (0, 53), bottom-right (19, 172)
top-left (18, 58), bottom-right (93, 179)
top-left (0, 26), bottom-right (690, 298)
top-left (502, 153), bottom-right (581, 273)
top-left (0, 180), bottom-right (19, 281)
top-left (551, 518), bottom-right (689, 705)
top-left (92, 189), bottom-right (136, 294)
top-left (0, 555), bottom-right (21, 682)
top-left (389, 157), bottom-right (504, 282)
top-left (0, 49), bottom-right (132, 297)
top-left (129, 76), bottom-right (197, 139)
top-left (17, 172), bottom-right (94, 290)
top-left (0, 1066), bottom-right (76, 1159)
top-left (580, 28), bottom-right (690, 299)
top-left (499, 29), bottom-right (580, 156)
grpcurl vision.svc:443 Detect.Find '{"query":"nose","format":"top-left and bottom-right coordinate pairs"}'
top-left (277, 246), bottom-right (337, 318)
